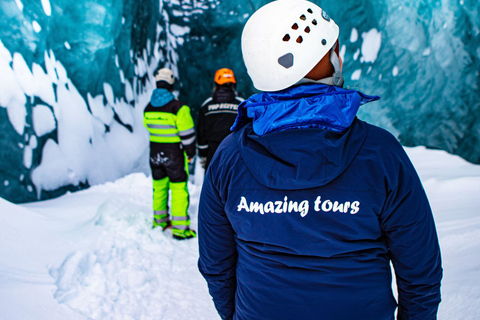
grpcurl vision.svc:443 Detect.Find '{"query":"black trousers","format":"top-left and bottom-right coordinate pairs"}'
top-left (149, 142), bottom-right (187, 182)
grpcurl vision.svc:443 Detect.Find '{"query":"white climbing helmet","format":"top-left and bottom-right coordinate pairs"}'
top-left (155, 68), bottom-right (175, 85)
top-left (242, 0), bottom-right (342, 91)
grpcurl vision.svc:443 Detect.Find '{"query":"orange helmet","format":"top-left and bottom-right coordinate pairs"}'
top-left (214, 68), bottom-right (236, 85)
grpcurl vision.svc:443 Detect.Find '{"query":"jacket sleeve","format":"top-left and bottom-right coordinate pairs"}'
top-left (198, 166), bottom-right (237, 320)
top-left (196, 105), bottom-right (208, 158)
top-left (176, 104), bottom-right (196, 158)
top-left (380, 149), bottom-right (442, 320)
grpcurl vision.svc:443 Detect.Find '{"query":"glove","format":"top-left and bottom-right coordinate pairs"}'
top-left (200, 157), bottom-right (207, 169)
top-left (187, 158), bottom-right (194, 174)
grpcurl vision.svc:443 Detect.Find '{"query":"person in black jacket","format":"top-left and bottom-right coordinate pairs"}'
top-left (196, 68), bottom-right (244, 171)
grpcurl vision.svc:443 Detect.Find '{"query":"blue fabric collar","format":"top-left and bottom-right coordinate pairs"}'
top-left (231, 84), bottom-right (380, 136)
top-left (150, 88), bottom-right (175, 107)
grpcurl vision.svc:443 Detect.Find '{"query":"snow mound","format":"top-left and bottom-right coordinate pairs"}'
top-left (46, 173), bottom-right (216, 320)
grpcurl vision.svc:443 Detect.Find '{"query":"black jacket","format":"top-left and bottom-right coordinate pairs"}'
top-left (197, 85), bottom-right (244, 168)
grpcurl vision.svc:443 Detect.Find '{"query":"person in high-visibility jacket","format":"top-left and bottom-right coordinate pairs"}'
top-left (144, 68), bottom-right (197, 240)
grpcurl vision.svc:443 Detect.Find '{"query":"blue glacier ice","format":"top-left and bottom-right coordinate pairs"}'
top-left (0, 0), bottom-right (478, 203)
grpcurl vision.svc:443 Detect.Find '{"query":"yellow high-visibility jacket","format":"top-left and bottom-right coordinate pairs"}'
top-left (144, 92), bottom-right (196, 159)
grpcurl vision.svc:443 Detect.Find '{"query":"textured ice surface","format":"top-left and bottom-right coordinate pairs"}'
top-left (0, 0), bottom-right (212, 202)
top-left (0, 0), bottom-right (479, 202)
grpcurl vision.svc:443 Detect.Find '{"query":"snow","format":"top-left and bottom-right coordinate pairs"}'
top-left (88, 94), bottom-right (115, 126)
top-left (14, 0), bottom-right (23, 12)
top-left (23, 143), bottom-right (33, 169)
top-left (30, 139), bottom-right (77, 193)
top-left (392, 66), bottom-right (399, 77)
top-left (350, 28), bottom-right (358, 43)
top-left (12, 53), bottom-right (35, 97)
top-left (41, 0), bottom-right (51, 16)
top-left (32, 62), bottom-right (56, 106)
top-left (5, 42), bottom-right (153, 196)
top-left (0, 52), bottom-right (30, 135)
top-left (351, 69), bottom-right (362, 80)
top-left (170, 24), bottom-right (190, 37)
top-left (4, 99), bottom-right (27, 136)
top-left (23, 135), bottom-right (38, 169)
top-left (32, 21), bottom-right (42, 33)
top-left (32, 104), bottom-right (56, 137)
top-left (1, 147), bottom-right (480, 319)
top-left (103, 83), bottom-right (115, 107)
top-left (353, 48), bottom-right (360, 61)
top-left (360, 28), bottom-right (382, 63)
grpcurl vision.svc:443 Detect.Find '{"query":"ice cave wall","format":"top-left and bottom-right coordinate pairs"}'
top-left (177, 0), bottom-right (479, 164)
top-left (0, 0), bottom-right (211, 202)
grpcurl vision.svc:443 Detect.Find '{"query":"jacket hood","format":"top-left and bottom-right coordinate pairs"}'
top-left (233, 84), bottom-right (379, 190)
top-left (213, 85), bottom-right (236, 103)
top-left (150, 88), bottom-right (175, 107)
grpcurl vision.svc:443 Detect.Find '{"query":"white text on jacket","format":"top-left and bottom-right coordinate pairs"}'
top-left (237, 196), bottom-right (360, 217)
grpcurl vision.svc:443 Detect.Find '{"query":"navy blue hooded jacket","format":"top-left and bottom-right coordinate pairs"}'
top-left (198, 84), bottom-right (442, 320)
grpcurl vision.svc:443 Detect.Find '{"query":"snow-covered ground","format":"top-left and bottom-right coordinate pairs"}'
top-left (1, 146), bottom-right (479, 320)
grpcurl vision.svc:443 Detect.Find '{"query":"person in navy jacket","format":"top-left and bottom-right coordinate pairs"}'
top-left (198, 1), bottom-right (442, 320)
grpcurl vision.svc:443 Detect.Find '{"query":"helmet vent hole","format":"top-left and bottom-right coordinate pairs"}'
top-left (296, 36), bottom-right (303, 43)
top-left (292, 23), bottom-right (298, 30)
top-left (300, 14), bottom-right (306, 21)
top-left (307, 8), bottom-right (313, 14)
top-left (312, 19), bottom-right (317, 26)
top-left (304, 26), bottom-right (310, 33)
top-left (283, 34), bottom-right (291, 42)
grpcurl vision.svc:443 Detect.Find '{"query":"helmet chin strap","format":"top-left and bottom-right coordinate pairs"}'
top-left (297, 43), bottom-right (344, 87)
